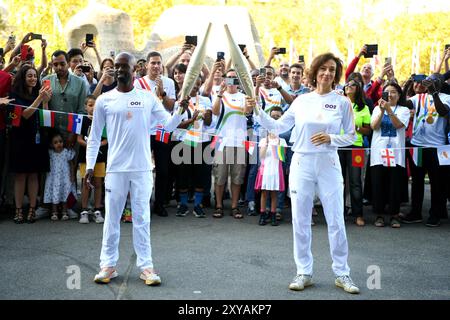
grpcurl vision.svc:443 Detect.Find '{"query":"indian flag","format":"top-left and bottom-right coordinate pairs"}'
top-left (409, 147), bottom-right (422, 167)
top-left (183, 129), bottom-right (201, 147)
top-left (39, 109), bottom-right (55, 127)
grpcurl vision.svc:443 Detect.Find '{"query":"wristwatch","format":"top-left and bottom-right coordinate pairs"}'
top-left (161, 91), bottom-right (167, 98)
top-left (277, 86), bottom-right (282, 91)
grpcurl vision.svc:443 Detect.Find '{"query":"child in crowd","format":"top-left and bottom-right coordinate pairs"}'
top-left (44, 133), bottom-right (76, 221)
top-left (254, 107), bottom-right (286, 226)
top-left (77, 95), bottom-right (107, 224)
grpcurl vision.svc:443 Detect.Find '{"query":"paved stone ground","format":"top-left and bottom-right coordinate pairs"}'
top-left (0, 184), bottom-right (449, 300)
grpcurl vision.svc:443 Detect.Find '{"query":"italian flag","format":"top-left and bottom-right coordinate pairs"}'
top-left (39, 109), bottom-right (55, 127)
top-left (410, 147), bottom-right (422, 167)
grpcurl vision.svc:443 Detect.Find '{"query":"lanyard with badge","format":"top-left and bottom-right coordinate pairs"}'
top-left (380, 106), bottom-right (398, 148)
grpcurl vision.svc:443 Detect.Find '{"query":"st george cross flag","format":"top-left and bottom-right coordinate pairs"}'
top-left (67, 113), bottom-right (83, 134)
top-left (437, 145), bottom-right (450, 165)
top-left (39, 109), bottom-right (55, 127)
top-left (380, 148), bottom-right (396, 167)
top-left (410, 147), bottom-right (422, 167)
top-left (8, 105), bottom-right (23, 127)
top-left (244, 140), bottom-right (256, 155)
top-left (155, 125), bottom-right (170, 144)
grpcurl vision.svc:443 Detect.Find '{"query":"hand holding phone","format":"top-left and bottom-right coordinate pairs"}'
top-left (298, 55), bottom-right (305, 63)
top-left (259, 67), bottom-right (266, 77)
top-left (238, 44), bottom-right (246, 52)
top-left (31, 33), bottom-right (42, 40)
top-left (277, 48), bottom-right (286, 55)
top-left (185, 35), bottom-right (197, 46)
top-left (382, 91), bottom-right (389, 102)
top-left (385, 57), bottom-right (392, 65)
top-left (43, 79), bottom-right (51, 90)
top-left (85, 34), bottom-right (94, 47)
top-left (364, 44), bottom-right (378, 58)
top-left (216, 52), bottom-right (225, 62)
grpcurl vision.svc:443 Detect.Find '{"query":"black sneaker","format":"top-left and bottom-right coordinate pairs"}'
top-left (247, 207), bottom-right (257, 216)
top-left (425, 216), bottom-right (440, 227)
top-left (193, 205), bottom-right (206, 218)
top-left (238, 199), bottom-right (246, 207)
top-left (176, 204), bottom-right (189, 217)
top-left (153, 205), bottom-right (168, 217)
top-left (401, 214), bottom-right (423, 224)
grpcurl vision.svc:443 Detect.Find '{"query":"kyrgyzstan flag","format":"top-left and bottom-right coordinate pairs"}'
top-left (352, 149), bottom-right (365, 168)
top-left (67, 113), bottom-right (84, 134)
top-left (8, 104), bottom-right (23, 127)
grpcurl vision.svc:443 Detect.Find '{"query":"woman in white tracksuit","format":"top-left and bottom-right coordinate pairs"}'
top-left (248, 52), bottom-right (360, 294)
top-left (85, 53), bottom-right (185, 286)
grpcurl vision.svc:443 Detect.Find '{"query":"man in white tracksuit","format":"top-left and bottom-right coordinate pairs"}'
top-left (247, 53), bottom-right (361, 294)
top-left (85, 52), bottom-right (185, 286)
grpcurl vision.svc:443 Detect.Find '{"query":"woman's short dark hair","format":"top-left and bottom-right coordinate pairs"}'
top-left (383, 81), bottom-right (407, 106)
top-left (307, 52), bottom-right (343, 88)
top-left (12, 65), bottom-right (40, 100)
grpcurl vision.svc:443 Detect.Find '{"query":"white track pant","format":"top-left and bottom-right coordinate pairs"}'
top-left (289, 152), bottom-right (350, 276)
top-left (100, 171), bottom-right (154, 271)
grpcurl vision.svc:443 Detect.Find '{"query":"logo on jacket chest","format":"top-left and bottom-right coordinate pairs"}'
top-left (323, 104), bottom-right (337, 110)
top-left (128, 100), bottom-right (144, 108)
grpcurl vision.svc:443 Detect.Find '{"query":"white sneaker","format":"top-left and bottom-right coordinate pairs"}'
top-left (335, 275), bottom-right (360, 294)
top-left (35, 206), bottom-right (49, 220)
top-left (288, 274), bottom-right (313, 291)
top-left (67, 209), bottom-right (78, 220)
top-left (94, 210), bottom-right (104, 224)
top-left (79, 211), bottom-right (90, 224)
top-left (94, 268), bottom-right (118, 284)
top-left (140, 271), bottom-right (161, 286)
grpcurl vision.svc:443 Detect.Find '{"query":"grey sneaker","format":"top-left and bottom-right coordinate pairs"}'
top-left (94, 210), bottom-right (104, 224)
top-left (67, 209), bottom-right (78, 220)
top-left (288, 274), bottom-right (313, 291)
top-left (335, 275), bottom-right (360, 294)
top-left (79, 211), bottom-right (90, 224)
top-left (35, 206), bottom-right (49, 220)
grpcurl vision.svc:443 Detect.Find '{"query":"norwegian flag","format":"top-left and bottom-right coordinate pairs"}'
top-left (155, 125), bottom-right (170, 144)
top-left (380, 148), bottom-right (396, 167)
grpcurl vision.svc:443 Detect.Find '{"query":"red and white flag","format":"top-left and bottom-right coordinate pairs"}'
top-left (380, 148), bottom-right (396, 167)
